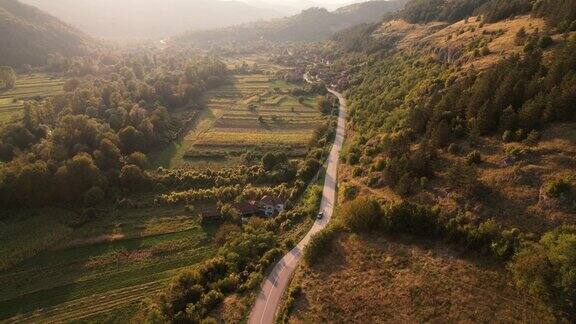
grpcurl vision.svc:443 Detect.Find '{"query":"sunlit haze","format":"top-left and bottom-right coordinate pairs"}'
top-left (1, 0), bottom-right (573, 322)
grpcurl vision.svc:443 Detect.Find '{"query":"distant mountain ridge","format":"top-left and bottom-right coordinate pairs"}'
top-left (176, 0), bottom-right (408, 45)
top-left (20, 0), bottom-right (287, 39)
top-left (0, 0), bottom-right (89, 67)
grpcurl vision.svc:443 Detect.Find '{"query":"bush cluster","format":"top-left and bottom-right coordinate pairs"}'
top-left (510, 226), bottom-right (576, 319)
top-left (303, 225), bottom-right (340, 265)
top-left (141, 224), bottom-right (279, 323)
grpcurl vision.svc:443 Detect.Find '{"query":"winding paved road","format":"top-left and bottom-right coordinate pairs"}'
top-left (248, 88), bottom-right (347, 324)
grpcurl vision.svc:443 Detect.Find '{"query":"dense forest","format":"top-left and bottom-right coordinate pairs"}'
top-left (176, 0), bottom-right (408, 45)
top-left (399, 0), bottom-right (576, 30)
top-left (0, 51), bottom-right (229, 207)
top-left (0, 0), bottom-right (89, 67)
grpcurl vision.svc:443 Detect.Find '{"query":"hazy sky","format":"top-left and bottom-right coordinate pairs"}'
top-left (255, 0), bottom-right (355, 3)
top-left (239, 0), bottom-right (366, 12)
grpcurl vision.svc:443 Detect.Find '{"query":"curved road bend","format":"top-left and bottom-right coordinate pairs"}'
top-left (248, 89), bottom-right (347, 324)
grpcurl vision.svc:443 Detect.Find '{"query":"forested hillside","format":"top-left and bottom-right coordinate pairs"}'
top-left (0, 0), bottom-right (89, 67)
top-left (283, 0), bottom-right (576, 322)
top-left (400, 0), bottom-right (576, 30)
top-left (176, 0), bottom-right (408, 44)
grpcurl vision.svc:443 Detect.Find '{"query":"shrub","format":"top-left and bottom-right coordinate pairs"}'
top-left (201, 317), bottom-right (218, 324)
top-left (505, 145), bottom-right (531, 158)
top-left (342, 184), bottom-right (359, 201)
top-left (339, 197), bottom-right (382, 232)
top-left (216, 274), bottom-right (239, 293)
top-left (515, 129), bottom-right (526, 141)
top-left (259, 248), bottom-right (284, 269)
top-left (466, 150), bottom-right (482, 165)
top-left (199, 290), bottom-right (224, 310)
top-left (352, 167), bottom-right (363, 177)
top-left (396, 173), bottom-right (414, 197)
top-left (220, 204), bottom-right (241, 222)
top-left (83, 186), bottom-right (105, 207)
top-left (303, 226), bottom-right (339, 265)
top-left (447, 163), bottom-right (482, 198)
top-left (214, 223), bottom-right (241, 246)
top-left (242, 271), bottom-right (264, 291)
top-left (515, 27), bottom-right (527, 45)
top-left (502, 130), bottom-right (514, 142)
top-left (543, 178), bottom-right (572, 198)
top-left (447, 143), bottom-right (461, 155)
top-left (537, 35), bottom-right (554, 49)
top-left (420, 176), bottom-right (429, 189)
top-left (382, 201), bottom-right (438, 235)
top-left (524, 130), bottom-right (541, 145)
top-left (347, 151), bottom-right (360, 165)
top-left (279, 285), bottom-right (302, 323)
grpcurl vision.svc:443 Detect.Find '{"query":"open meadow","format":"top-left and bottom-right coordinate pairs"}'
top-left (155, 73), bottom-right (324, 169)
top-left (0, 74), bottom-right (64, 124)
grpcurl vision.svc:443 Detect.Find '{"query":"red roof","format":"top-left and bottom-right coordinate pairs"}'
top-left (199, 206), bottom-right (222, 220)
top-left (233, 201), bottom-right (259, 215)
top-left (260, 195), bottom-right (286, 206)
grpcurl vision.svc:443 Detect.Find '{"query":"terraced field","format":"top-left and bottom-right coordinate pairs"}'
top-left (0, 206), bottom-right (218, 323)
top-left (0, 74), bottom-right (65, 124)
top-left (156, 74), bottom-right (324, 168)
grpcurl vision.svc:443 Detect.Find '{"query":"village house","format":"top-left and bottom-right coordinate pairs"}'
top-left (259, 195), bottom-right (286, 217)
top-left (199, 195), bottom-right (287, 223)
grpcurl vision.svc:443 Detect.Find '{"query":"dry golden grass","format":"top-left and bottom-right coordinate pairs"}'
top-left (415, 123), bottom-right (576, 234)
top-left (288, 233), bottom-right (555, 323)
top-left (376, 16), bottom-right (547, 71)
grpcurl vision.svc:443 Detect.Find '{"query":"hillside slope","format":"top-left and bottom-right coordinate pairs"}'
top-left (282, 0), bottom-right (576, 322)
top-left (176, 0), bottom-right (408, 44)
top-left (20, 0), bottom-right (286, 39)
top-left (0, 0), bottom-right (88, 67)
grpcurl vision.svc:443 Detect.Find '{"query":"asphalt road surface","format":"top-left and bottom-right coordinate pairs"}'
top-left (248, 88), bottom-right (347, 324)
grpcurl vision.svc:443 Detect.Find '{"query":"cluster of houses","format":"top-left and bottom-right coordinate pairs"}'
top-left (200, 195), bottom-right (287, 222)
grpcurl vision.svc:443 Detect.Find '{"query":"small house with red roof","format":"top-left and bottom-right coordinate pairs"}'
top-left (259, 195), bottom-right (286, 217)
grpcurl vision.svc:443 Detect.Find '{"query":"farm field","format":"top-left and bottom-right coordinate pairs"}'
top-left (155, 73), bottom-right (324, 169)
top-left (0, 206), bottom-right (218, 322)
top-left (0, 74), bottom-right (65, 124)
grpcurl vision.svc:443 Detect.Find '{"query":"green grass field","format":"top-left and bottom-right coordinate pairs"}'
top-left (0, 74), bottom-right (65, 124)
top-left (0, 206), bottom-right (218, 322)
top-left (155, 74), bottom-right (324, 169)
